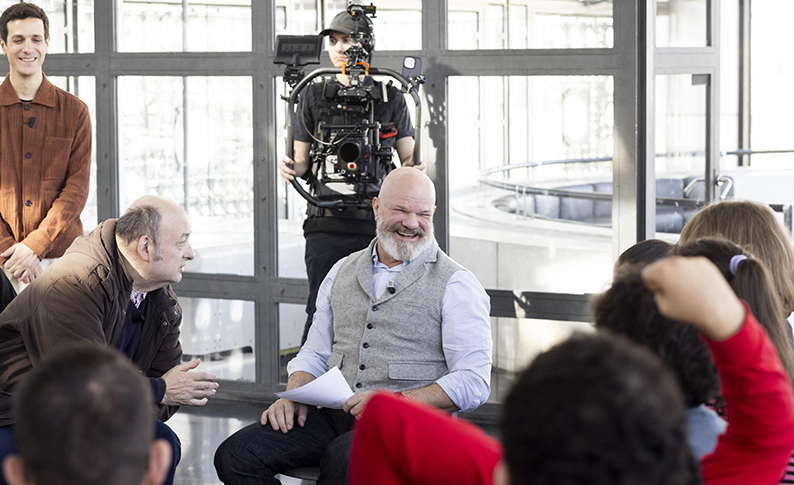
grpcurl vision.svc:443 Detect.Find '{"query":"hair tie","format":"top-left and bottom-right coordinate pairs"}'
top-left (729, 254), bottom-right (747, 275)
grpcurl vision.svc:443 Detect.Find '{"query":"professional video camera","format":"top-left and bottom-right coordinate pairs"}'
top-left (274, 2), bottom-right (425, 210)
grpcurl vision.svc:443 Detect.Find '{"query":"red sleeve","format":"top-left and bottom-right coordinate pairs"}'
top-left (702, 303), bottom-right (794, 485)
top-left (350, 393), bottom-right (502, 485)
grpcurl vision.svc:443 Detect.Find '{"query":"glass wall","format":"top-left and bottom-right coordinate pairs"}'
top-left (656, 0), bottom-right (708, 47)
top-left (276, 0), bottom-right (422, 50)
top-left (653, 74), bottom-right (707, 238)
top-left (448, 75), bottom-right (615, 294)
top-left (714, 1), bottom-right (794, 218)
top-left (448, 0), bottom-right (614, 49)
top-left (0, 0), bottom-right (96, 53)
top-left (490, 316), bottom-right (593, 401)
top-left (180, 296), bottom-right (255, 382)
top-left (278, 302), bottom-right (306, 383)
top-left (48, 75), bottom-right (98, 231)
top-left (117, 0), bottom-right (252, 52)
top-left (117, 76), bottom-right (254, 276)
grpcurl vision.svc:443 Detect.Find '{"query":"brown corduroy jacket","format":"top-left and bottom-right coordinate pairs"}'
top-left (0, 73), bottom-right (92, 261)
top-left (0, 220), bottom-right (183, 426)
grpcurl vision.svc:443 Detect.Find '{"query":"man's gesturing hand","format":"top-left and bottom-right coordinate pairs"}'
top-left (161, 359), bottom-right (218, 406)
top-left (261, 398), bottom-right (308, 433)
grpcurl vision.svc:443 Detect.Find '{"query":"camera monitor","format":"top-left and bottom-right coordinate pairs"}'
top-left (274, 35), bottom-right (323, 66)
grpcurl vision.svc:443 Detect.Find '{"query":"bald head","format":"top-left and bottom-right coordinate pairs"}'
top-left (115, 196), bottom-right (194, 291)
top-left (116, 196), bottom-right (187, 248)
top-left (373, 168), bottom-right (436, 265)
top-left (126, 195), bottom-right (184, 216)
top-left (378, 167), bottom-right (436, 207)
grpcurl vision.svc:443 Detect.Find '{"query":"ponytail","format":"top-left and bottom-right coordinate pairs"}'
top-left (730, 258), bottom-right (794, 387)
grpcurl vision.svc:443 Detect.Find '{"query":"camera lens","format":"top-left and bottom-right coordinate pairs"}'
top-left (339, 142), bottom-right (360, 164)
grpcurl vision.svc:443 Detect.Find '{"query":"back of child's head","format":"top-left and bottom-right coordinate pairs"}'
top-left (593, 268), bottom-right (720, 408)
top-left (680, 200), bottom-right (794, 315)
top-left (674, 237), bottom-right (794, 385)
top-left (501, 331), bottom-right (697, 485)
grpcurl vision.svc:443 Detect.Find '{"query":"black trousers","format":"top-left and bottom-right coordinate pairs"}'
top-left (302, 232), bottom-right (373, 344)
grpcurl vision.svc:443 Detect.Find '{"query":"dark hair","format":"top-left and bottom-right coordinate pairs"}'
top-left (501, 332), bottom-right (696, 485)
top-left (13, 345), bottom-right (153, 485)
top-left (616, 239), bottom-right (673, 269)
top-left (116, 204), bottom-right (162, 248)
top-left (0, 3), bottom-right (49, 44)
top-left (680, 200), bottom-right (794, 315)
top-left (673, 237), bottom-right (794, 386)
top-left (593, 269), bottom-right (720, 408)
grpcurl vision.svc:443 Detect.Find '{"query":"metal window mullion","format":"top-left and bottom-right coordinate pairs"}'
top-left (423, 0), bottom-right (449, 252)
top-left (252, 0), bottom-right (280, 388)
top-left (738, 0), bottom-right (751, 167)
top-left (95, 1), bottom-right (118, 221)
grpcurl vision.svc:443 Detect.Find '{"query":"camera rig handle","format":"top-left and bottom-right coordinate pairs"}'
top-left (286, 66), bottom-right (423, 210)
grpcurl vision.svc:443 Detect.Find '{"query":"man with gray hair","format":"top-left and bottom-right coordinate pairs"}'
top-left (215, 167), bottom-right (493, 485)
top-left (0, 195), bottom-right (218, 485)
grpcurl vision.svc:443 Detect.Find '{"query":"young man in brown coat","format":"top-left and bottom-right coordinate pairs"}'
top-left (0, 3), bottom-right (91, 287)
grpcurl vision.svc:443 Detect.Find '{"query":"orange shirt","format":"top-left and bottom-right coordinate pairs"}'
top-left (0, 73), bottom-right (92, 260)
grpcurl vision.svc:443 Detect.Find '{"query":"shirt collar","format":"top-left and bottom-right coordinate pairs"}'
top-left (130, 288), bottom-right (148, 308)
top-left (0, 73), bottom-right (57, 107)
top-left (371, 244), bottom-right (408, 270)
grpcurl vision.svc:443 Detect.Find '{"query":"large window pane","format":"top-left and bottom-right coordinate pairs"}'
top-left (180, 296), bottom-right (255, 382)
top-left (275, 77), bottom-right (308, 279)
top-left (448, 0), bottom-right (613, 50)
top-left (710, 1), bottom-right (794, 214)
top-left (746, 1), bottom-right (794, 170)
top-left (654, 74), bottom-right (707, 239)
top-left (448, 75), bottom-right (614, 294)
top-left (656, 0), bottom-right (708, 48)
top-left (48, 76), bottom-right (97, 231)
top-left (0, 0), bottom-right (96, 53)
top-left (490, 317), bottom-right (593, 402)
top-left (118, 76), bottom-right (254, 276)
top-left (276, 0), bottom-right (422, 51)
top-left (278, 302), bottom-right (305, 383)
top-left (117, 0), bottom-right (251, 52)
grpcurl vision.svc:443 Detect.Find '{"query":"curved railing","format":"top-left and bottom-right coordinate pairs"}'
top-left (477, 149), bottom-right (794, 209)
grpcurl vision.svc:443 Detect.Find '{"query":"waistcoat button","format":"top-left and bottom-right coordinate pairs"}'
top-left (362, 342), bottom-right (369, 349)
top-left (355, 383), bottom-right (362, 388)
top-left (25, 153), bottom-right (31, 159)
top-left (359, 364), bottom-right (365, 370)
top-left (371, 306), bottom-right (378, 312)
top-left (366, 323), bottom-right (373, 329)
top-left (24, 200), bottom-right (32, 207)
top-left (23, 105), bottom-right (29, 110)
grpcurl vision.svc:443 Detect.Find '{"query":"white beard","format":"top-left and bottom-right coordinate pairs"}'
top-left (376, 214), bottom-right (435, 262)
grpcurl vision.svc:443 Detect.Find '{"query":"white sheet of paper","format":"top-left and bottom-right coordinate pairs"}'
top-left (275, 366), bottom-right (354, 409)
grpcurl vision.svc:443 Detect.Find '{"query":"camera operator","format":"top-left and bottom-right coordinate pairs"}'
top-left (280, 8), bottom-right (425, 344)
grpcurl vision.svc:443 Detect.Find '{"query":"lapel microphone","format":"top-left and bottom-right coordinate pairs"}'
top-left (387, 280), bottom-right (395, 294)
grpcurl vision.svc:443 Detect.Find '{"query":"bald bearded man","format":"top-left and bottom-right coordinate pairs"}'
top-left (215, 167), bottom-right (493, 485)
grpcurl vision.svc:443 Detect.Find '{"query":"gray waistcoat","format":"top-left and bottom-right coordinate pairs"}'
top-left (328, 238), bottom-right (464, 393)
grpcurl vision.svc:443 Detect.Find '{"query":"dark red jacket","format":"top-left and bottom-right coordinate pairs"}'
top-left (0, 219), bottom-right (182, 425)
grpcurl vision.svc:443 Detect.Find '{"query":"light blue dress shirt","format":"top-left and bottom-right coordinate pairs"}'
top-left (287, 246), bottom-right (493, 412)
